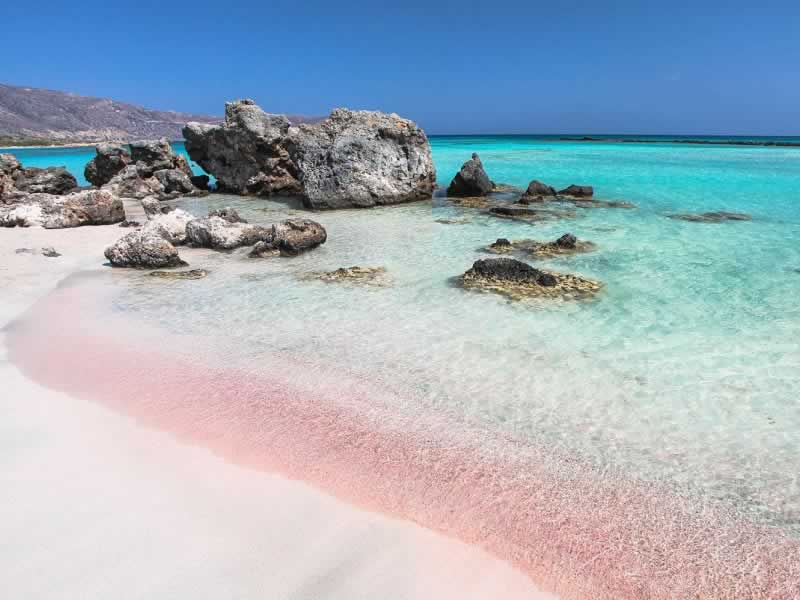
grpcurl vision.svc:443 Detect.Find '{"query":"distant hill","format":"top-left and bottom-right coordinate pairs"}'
top-left (0, 83), bottom-right (318, 144)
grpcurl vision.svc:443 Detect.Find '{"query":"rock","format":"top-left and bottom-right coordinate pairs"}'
top-left (13, 167), bottom-right (77, 195)
top-left (485, 234), bottom-right (596, 257)
top-left (105, 165), bottom-right (164, 199)
top-left (119, 220), bottom-right (141, 228)
top-left (84, 143), bottom-right (132, 186)
top-left (447, 153), bottom-right (493, 197)
top-left (184, 99), bottom-right (436, 208)
top-left (524, 180), bottom-right (557, 198)
top-left (291, 108), bottom-right (436, 209)
top-left (667, 211), bottom-right (751, 223)
top-left (0, 189), bottom-right (124, 228)
top-left (41, 246), bottom-right (61, 257)
top-left (249, 218), bottom-right (327, 257)
top-left (190, 174), bottom-right (210, 191)
top-left (185, 216), bottom-right (269, 250)
top-left (460, 258), bottom-right (602, 301)
top-left (141, 196), bottom-right (168, 216)
top-left (555, 233), bottom-right (577, 249)
top-left (129, 139), bottom-right (192, 177)
top-left (104, 226), bottom-right (187, 268)
top-left (152, 168), bottom-right (196, 195)
top-left (148, 269), bottom-right (208, 280)
top-left (303, 266), bottom-right (391, 287)
top-left (146, 208), bottom-right (195, 245)
top-left (487, 238), bottom-right (514, 254)
top-left (208, 206), bottom-right (246, 223)
top-left (184, 100), bottom-right (301, 196)
top-left (0, 153), bottom-right (22, 176)
top-left (558, 184), bottom-right (594, 197)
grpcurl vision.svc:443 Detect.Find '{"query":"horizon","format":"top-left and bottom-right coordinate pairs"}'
top-left (4, 0), bottom-right (800, 136)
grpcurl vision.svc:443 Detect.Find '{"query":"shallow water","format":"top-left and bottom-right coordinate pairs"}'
top-left (5, 137), bottom-right (800, 596)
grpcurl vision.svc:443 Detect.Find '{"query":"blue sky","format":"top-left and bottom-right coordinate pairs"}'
top-left (4, 0), bottom-right (799, 134)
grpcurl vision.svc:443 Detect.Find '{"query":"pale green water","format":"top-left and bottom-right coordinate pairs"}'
top-left (4, 136), bottom-right (800, 532)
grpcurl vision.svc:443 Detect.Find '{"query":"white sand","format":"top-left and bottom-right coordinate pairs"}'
top-left (0, 224), bottom-right (555, 599)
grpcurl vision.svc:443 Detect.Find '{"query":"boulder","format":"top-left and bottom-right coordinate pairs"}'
top-left (84, 143), bottom-right (132, 186)
top-left (190, 174), bottom-right (210, 191)
top-left (185, 216), bottom-right (269, 249)
top-left (146, 208), bottom-right (195, 245)
top-left (0, 153), bottom-right (22, 176)
top-left (290, 108), bottom-right (437, 209)
top-left (250, 219), bottom-right (327, 257)
top-left (447, 153), bottom-right (493, 197)
top-left (104, 225), bottom-right (187, 269)
top-left (183, 99), bottom-right (436, 208)
top-left (524, 180), bottom-right (557, 198)
top-left (129, 139), bottom-right (192, 177)
top-left (208, 206), bottom-right (246, 223)
top-left (466, 258), bottom-right (557, 287)
top-left (183, 100), bottom-right (301, 196)
top-left (555, 233), bottom-right (578, 249)
top-left (558, 184), bottom-right (593, 197)
top-left (13, 167), bottom-right (77, 195)
top-left (105, 165), bottom-right (165, 200)
top-left (0, 189), bottom-right (124, 228)
top-left (153, 168), bottom-right (196, 195)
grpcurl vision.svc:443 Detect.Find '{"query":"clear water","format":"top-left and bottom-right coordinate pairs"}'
top-left (5, 137), bottom-right (800, 533)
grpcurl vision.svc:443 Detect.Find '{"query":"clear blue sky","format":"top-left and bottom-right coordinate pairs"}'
top-left (4, 0), bottom-right (799, 134)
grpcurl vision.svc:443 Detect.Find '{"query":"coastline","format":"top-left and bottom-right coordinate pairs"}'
top-left (0, 223), bottom-right (555, 600)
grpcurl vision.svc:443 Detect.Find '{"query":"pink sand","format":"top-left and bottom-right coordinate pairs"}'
top-left (8, 277), bottom-right (800, 599)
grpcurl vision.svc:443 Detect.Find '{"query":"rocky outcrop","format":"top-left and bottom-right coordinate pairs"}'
top-left (1, 189), bottom-right (124, 228)
top-left (460, 258), bottom-right (602, 301)
top-left (254, 218), bottom-right (327, 256)
top-left (12, 166), bottom-right (78, 196)
top-left (185, 216), bottom-right (269, 250)
top-left (104, 225), bottom-right (186, 268)
top-left (146, 208), bottom-right (195, 245)
top-left (183, 99), bottom-right (436, 209)
top-left (522, 180), bottom-right (557, 199)
top-left (130, 139), bottom-right (193, 177)
top-left (447, 153), bottom-right (493, 197)
top-left (485, 234), bottom-right (597, 257)
top-left (84, 143), bottom-right (132, 186)
top-left (558, 184), bottom-right (593, 197)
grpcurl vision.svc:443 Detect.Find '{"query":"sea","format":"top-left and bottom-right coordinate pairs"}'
top-left (3, 136), bottom-right (800, 598)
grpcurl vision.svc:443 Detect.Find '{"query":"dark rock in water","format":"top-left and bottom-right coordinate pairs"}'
top-left (0, 189), bottom-right (124, 228)
top-left (461, 258), bottom-right (602, 301)
top-left (190, 174), bottom-right (210, 191)
top-left (14, 167), bottom-right (77, 195)
top-left (558, 184), bottom-right (594, 197)
top-left (41, 246), bottom-right (61, 257)
top-left (494, 238), bottom-right (512, 247)
top-left (185, 216), bottom-right (269, 250)
top-left (256, 218), bottom-right (327, 257)
top-left (555, 233), bottom-right (578, 249)
top-left (84, 143), bottom-right (132, 186)
top-left (208, 206), bottom-right (246, 223)
top-left (119, 219), bottom-right (141, 228)
top-left (148, 269), bottom-right (208, 280)
top-left (468, 258), bottom-right (558, 286)
top-left (14, 247), bottom-right (35, 254)
top-left (184, 99), bottom-right (436, 209)
top-left (248, 241), bottom-right (281, 258)
top-left (447, 153), bottom-right (493, 197)
top-left (524, 180), bottom-right (557, 197)
top-left (104, 225), bottom-right (187, 268)
top-left (490, 206), bottom-right (538, 217)
top-left (668, 211), bottom-right (752, 223)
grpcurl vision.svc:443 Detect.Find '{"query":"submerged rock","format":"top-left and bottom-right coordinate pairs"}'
top-left (0, 189), bottom-right (124, 228)
top-left (447, 153), bottom-right (493, 197)
top-left (460, 257), bottom-right (602, 301)
top-left (184, 99), bottom-right (436, 209)
top-left (186, 216), bottom-right (269, 250)
top-left (84, 143), bottom-right (132, 186)
top-left (249, 218), bottom-right (327, 257)
top-left (104, 225), bottom-right (187, 268)
top-left (208, 206), bottom-right (246, 223)
top-left (485, 233), bottom-right (596, 257)
top-left (302, 266), bottom-right (391, 287)
top-left (558, 184), bottom-right (594, 197)
top-left (41, 246), bottom-right (61, 258)
top-left (667, 211), bottom-right (752, 223)
top-left (148, 269), bottom-right (208, 280)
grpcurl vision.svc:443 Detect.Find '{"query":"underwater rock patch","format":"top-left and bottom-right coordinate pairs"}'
top-left (148, 269), bottom-right (208, 280)
top-left (460, 257), bottom-right (602, 301)
top-left (667, 211), bottom-right (752, 223)
top-left (485, 233), bottom-right (597, 257)
top-left (302, 266), bottom-right (391, 287)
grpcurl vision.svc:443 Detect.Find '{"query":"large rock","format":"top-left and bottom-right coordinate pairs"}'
top-left (0, 153), bottom-right (22, 176)
top-left (517, 180), bottom-right (557, 203)
top-left (152, 168), bottom-right (196, 195)
top-left (0, 189), bottom-right (124, 228)
top-left (447, 153), bottom-right (493, 197)
top-left (84, 143), bottom-right (132, 186)
top-left (183, 99), bottom-right (436, 209)
top-left (104, 225), bottom-right (187, 268)
top-left (558, 184), bottom-right (593, 197)
top-left (104, 165), bottom-right (164, 199)
top-left (290, 109), bottom-right (437, 209)
top-left (467, 258), bottom-right (557, 286)
top-left (146, 208), bottom-right (195, 245)
top-left (129, 138), bottom-right (193, 177)
top-left (250, 218), bottom-right (327, 257)
top-left (185, 215), bottom-right (269, 249)
top-left (184, 100), bottom-right (300, 196)
top-left (13, 167), bottom-right (77, 195)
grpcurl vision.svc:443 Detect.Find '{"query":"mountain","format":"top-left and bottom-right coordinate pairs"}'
top-left (0, 83), bottom-right (321, 144)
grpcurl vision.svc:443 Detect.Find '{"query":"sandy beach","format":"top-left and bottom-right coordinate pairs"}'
top-left (0, 223), bottom-right (555, 600)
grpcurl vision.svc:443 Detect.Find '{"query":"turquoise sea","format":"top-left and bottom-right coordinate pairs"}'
top-left (4, 137), bottom-right (800, 591)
